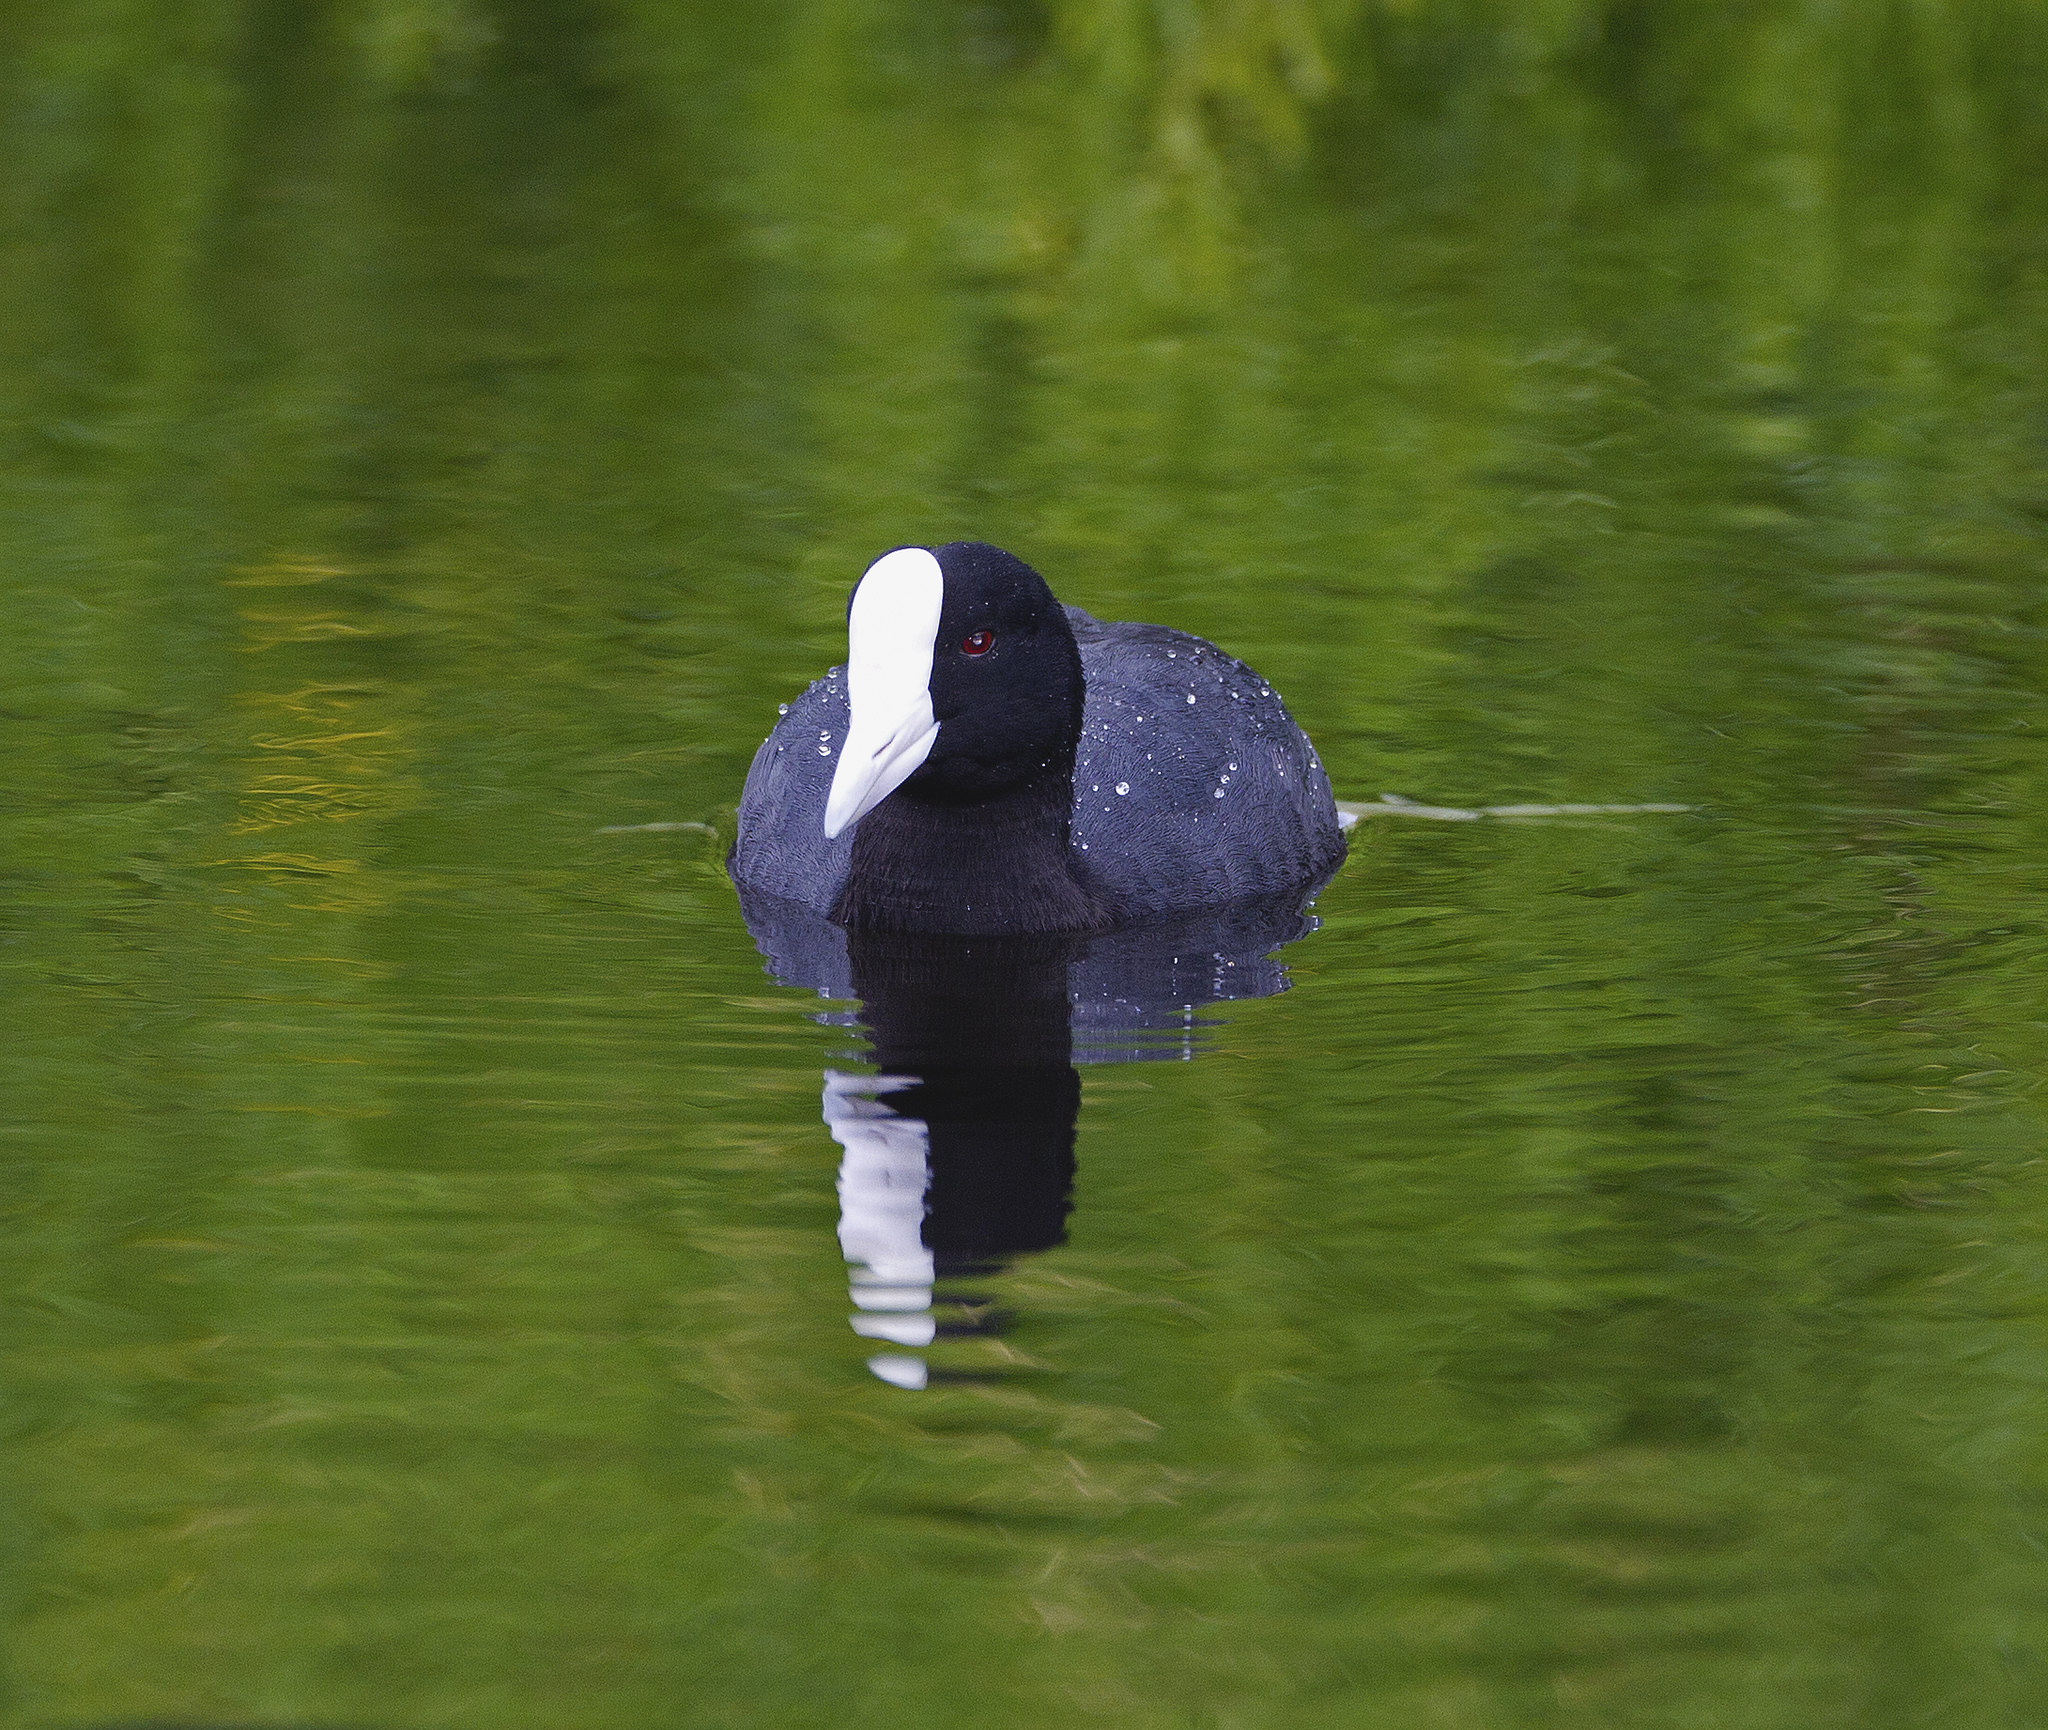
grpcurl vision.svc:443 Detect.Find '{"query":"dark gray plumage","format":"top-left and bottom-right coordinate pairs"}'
top-left (731, 605), bottom-right (1345, 927)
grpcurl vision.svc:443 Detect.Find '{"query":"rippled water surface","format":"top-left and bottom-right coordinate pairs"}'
top-left (6, 6), bottom-right (2048, 1727)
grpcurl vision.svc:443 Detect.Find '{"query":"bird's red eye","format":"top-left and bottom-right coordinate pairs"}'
top-left (961, 630), bottom-right (995, 656)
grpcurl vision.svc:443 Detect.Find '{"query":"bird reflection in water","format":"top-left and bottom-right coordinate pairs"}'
top-left (828, 932), bottom-right (1081, 1388)
top-left (738, 889), bottom-right (1326, 1388)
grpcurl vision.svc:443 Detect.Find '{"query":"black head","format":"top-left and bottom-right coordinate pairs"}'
top-left (890, 542), bottom-right (1083, 806)
top-left (823, 541), bottom-right (1087, 850)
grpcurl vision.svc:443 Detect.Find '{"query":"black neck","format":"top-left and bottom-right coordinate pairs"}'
top-left (832, 774), bottom-right (1107, 936)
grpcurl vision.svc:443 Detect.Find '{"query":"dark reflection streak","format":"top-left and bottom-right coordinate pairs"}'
top-left (832, 932), bottom-right (1082, 1388)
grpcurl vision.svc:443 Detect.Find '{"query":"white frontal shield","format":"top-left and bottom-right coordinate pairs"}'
top-left (823, 547), bottom-right (944, 839)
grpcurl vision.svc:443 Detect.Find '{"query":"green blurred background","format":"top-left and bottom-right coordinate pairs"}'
top-left (4, 3), bottom-right (2048, 1726)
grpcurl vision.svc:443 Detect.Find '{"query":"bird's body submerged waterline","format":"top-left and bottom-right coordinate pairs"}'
top-left (729, 544), bottom-right (1346, 936)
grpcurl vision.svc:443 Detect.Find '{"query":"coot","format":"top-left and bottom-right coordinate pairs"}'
top-left (729, 542), bottom-right (1345, 934)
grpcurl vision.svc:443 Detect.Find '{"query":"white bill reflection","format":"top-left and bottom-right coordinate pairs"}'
top-left (824, 1070), bottom-right (936, 1384)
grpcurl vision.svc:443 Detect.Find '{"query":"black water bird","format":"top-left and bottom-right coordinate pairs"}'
top-left (730, 542), bottom-right (1345, 935)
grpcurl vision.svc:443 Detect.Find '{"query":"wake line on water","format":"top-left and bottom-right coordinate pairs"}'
top-left (597, 820), bottom-right (718, 834)
top-left (1336, 793), bottom-right (1691, 828)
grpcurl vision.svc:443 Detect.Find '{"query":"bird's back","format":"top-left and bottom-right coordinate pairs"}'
top-left (1065, 610), bottom-right (1343, 919)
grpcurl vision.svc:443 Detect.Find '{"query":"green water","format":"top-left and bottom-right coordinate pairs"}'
top-left (6, 3), bottom-right (2048, 1725)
